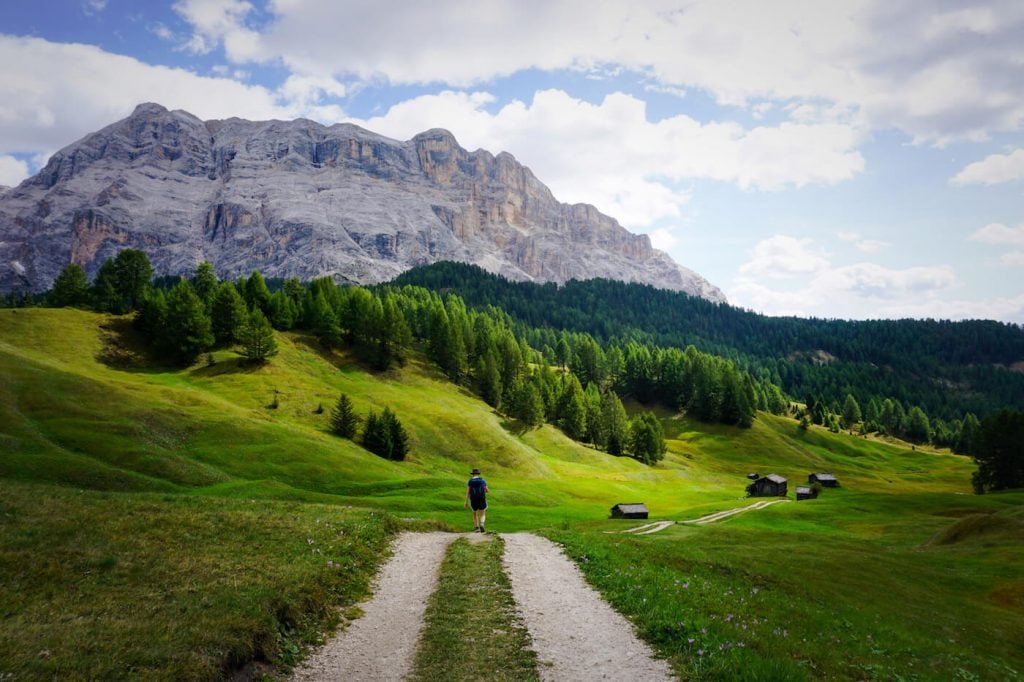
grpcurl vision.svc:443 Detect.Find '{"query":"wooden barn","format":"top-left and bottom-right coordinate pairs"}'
top-left (796, 486), bottom-right (818, 501)
top-left (747, 474), bottom-right (788, 497)
top-left (610, 503), bottom-right (649, 519)
top-left (809, 472), bottom-right (840, 487)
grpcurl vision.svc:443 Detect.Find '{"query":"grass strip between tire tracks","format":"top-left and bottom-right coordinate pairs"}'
top-left (410, 536), bottom-right (539, 682)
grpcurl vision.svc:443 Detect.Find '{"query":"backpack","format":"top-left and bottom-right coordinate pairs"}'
top-left (468, 477), bottom-right (487, 501)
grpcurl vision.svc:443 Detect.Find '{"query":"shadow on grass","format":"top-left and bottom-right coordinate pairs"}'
top-left (95, 317), bottom-right (170, 373)
top-left (189, 355), bottom-right (264, 378)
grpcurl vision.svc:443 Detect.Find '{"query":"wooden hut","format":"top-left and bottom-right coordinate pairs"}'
top-left (796, 486), bottom-right (817, 501)
top-left (809, 472), bottom-right (839, 487)
top-left (747, 474), bottom-right (788, 497)
top-left (610, 503), bottom-right (649, 519)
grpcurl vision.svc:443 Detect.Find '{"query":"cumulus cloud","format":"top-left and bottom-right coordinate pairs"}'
top-left (0, 155), bottom-right (30, 187)
top-left (0, 35), bottom-right (332, 157)
top-left (731, 235), bottom-right (963, 319)
top-left (173, 0), bottom-right (1024, 144)
top-left (352, 89), bottom-right (863, 227)
top-left (737, 235), bottom-right (830, 279)
top-left (952, 149), bottom-right (1024, 185)
top-left (1000, 251), bottom-right (1024, 267)
top-left (970, 223), bottom-right (1024, 245)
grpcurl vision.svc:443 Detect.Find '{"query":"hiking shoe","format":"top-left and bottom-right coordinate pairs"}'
top-left (479, 525), bottom-right (485, 533)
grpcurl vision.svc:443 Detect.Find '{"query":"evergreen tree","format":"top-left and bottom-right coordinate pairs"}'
top-left (192, 261), bottom-right (218, 309)
top-left (381, 407), bottom-right (410, 461)
top-left (112, 249), bottom-right (153, 310)
top-left (601, 390), bottom-right (629, 456)
top-left (557, 375), bottom-right (588, 440)
top-left (361, 410), bottom-right (392, 458)
top-left (210, 282), bottom-right (248, 346)
top-left (329, 393), bottom-right (360, 438)
top-left (583, 383), bottom-right (606, 446)
top-left (48, 263), bottom-right (91, 307)
top-left (134, 289), bottom-right (168, 346)
top-left (244, 270), bottom-right (272, 314)
top-left (238, 307), bottom-right (278, 363)
top-left (268, 291), bottom-right (296, 330)
top-left (842, 394), bottom-right (862, 430)
top-left (375, 294), bottom-right (412, 369)
top-left (164, 280), bottom-right (214, 365)
top-left (629, 412), bottom-right (665, 465)
top-left (474, 352), bottom-right (503, 408)
top-left (310, 292), bottom-right (342, 348)
top-left (91, 258), bottom-right (123, 313)
top-left (955, 413), bottom-right (981, 455)
top-left (905, 406), bottom-right (932, 444)
top-left (512, 379), bottom-right (546, 428)
top-left (971, 410), bottom-right (1024, 493)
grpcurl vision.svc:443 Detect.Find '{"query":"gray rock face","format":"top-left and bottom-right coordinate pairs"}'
top-left (0, 103), bottom-right (725, 302)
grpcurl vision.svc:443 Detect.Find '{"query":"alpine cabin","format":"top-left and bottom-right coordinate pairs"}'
top-left (747, 474), bottom-right (788, 497)
top-left (809, 473), bottom-right (839, 487)
top-left (610, 503), bottom-right (649, 519)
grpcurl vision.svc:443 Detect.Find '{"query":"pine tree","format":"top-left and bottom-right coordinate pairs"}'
top-left (601, 390), bottom-right (629, 455)
top-left (842, 394), bottom-right (862, 430)
top-left (48, 263), bottom-right (91, 308)
top-left (192, 261), bottom-right (218, 309)
top-left (381, 407), bottom-right (410, 461)
top-left (955, 413), bottom-right (980, 455)
top-left (91, 258), bottom-right (123, 313)
top-left (583, 383), bottom-right (605, 446)
top-left (906, 406), bottom-right (932, 444)
top-left (238, 307), bottom-right (278, 363)
top-left (244, 270), bottom-right (272, 314)
top-left (112, 249), bottom-right (153, 310)
top-left (164, 280), bottom-right (214, 365)
top-left (362, 410), bottom-right (393, 459)
top-left (629, 412), bottom-right (665, 465)
top-left (210, 282), bottom-right (248, 346)
top-left (329, 393), bottom-right (360, 439)
top-left (474, 352), bottom-right (503, 408)
top-left (511, 379), bottom-right (546, 428)
top-left (268, 291), bottom-right (296, 330)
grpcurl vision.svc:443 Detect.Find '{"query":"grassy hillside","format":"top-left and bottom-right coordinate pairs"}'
top-left (1, 308), bottom-right (1021, 679)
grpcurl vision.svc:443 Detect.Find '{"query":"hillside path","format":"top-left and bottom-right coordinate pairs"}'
top-left (501, 532), bottom-right (674, 681)
top-left (292, 532), bottom-right (455, 682)
top-left (683, 499), bottom-right (790, 525)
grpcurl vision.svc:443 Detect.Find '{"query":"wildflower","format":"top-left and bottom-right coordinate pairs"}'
top-left (682, 582), bottom-right (689, 589)
top-left (688, 638), bottom-right (695, 645)
top-left (307, 538), bottom-right (315, 544)
top-left (701, 627), bottom-right (707, 634)
top-left (725, 614), bottom-right (733, 622)
top-left (698, 649), bottom-right (705, 657)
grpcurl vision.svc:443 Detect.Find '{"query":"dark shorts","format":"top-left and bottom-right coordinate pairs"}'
top-left (470, 498), bottom-right (487, 511)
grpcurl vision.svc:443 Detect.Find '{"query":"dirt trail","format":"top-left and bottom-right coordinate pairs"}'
top-left (613, 520), bottom-right (676, 534)
top-left (292, 532), bottom-right (455, 682)
top-left (683, 499), bottom-right (790, 525)
top-left (502, 532), bottom-right (674, 681)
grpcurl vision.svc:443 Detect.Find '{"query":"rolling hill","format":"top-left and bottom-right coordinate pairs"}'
top-left (1, 307), bottom-right (1021, 679)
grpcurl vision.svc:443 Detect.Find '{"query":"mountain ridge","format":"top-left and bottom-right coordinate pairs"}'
top-left (0, 103), bottom-right (724, 302)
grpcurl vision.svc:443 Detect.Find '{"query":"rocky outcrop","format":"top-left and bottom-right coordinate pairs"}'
top-left (0, 103), bottom-right (725, 302)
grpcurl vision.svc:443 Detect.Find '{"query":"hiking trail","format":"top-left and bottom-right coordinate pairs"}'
top-left (682, 498), bottom-right (790, 525)
top-left (295, 531), bottom-right (674, 681)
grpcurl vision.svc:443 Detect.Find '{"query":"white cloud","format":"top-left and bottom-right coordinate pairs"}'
top-left (732, 235), bottom-right (963, 320)
top-left (970, 223), bottom-right (1024, 245)
top-left (648, 228), bottom-right (678, 252)
top-left (1000, 251), bottom-right (1024, 267)
top-left (738, 235), bottom-right (830, 279)
top-left (952, 149), bottom-right (1024, 186)
top-left (83, 0), bottom-right (108, 15)
top-left (352, 89), bottom-right (863, 227)
top-left (838, 230), bottom-right (890, 253)
top-left (177, 0), bottom-right (1024, 144)
top-left (0, 155), bottom-right (30, 187)
top-left (0, 36), bottom-right (341, 157)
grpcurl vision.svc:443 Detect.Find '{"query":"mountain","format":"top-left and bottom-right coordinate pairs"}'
top-left (0, 103), bottom-right (724, 302)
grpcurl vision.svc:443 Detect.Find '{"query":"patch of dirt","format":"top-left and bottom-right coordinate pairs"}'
top-left (292, 532), bottom-right (455, 682)
top-left (501, 533), bottom-right (673, 682)
top-left (988, 581), bottom-right (1024, 612)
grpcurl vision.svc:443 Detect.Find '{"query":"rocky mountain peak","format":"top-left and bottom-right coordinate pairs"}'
top-left (0, 103), bottom-right (725, 303)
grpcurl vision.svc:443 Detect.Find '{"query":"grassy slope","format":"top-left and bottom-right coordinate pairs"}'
top-left (1, 308), bottom-right (1021, 679)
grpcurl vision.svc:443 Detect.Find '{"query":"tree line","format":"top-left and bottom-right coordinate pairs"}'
top-left (393, 261), bottom-right (1024, 424)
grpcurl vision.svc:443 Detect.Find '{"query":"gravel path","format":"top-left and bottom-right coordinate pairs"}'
top-left (292, 532), bottom-right (455, 682)
top-left (501, 532), bottom-right (675, 682)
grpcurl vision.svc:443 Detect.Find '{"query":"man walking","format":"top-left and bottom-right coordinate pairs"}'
top-left (465, 468), bottom-right (489, 532)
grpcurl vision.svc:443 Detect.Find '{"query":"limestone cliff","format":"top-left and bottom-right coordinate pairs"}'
top-left (0, 103), bottom-right (725, 302)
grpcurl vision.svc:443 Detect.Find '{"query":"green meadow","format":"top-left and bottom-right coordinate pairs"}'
top-left (1, 308), bottom-right (1021, 679)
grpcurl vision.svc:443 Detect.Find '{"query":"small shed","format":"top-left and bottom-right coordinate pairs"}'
top-left (796, 486), bottom-right (817, 501)
top-left (748, 474), bottom-right (788, 497)
top-left (610, 503), bottom-right (649, 519)
top-left (809, 472), bottom-right (839, 487)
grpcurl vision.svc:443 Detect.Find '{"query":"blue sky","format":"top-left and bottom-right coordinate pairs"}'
top-left (1, 0), bottom-right (1023, 322)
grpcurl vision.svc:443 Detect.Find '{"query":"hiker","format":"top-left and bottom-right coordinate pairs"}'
top-left (465, 467), bottom-right (489, 533)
